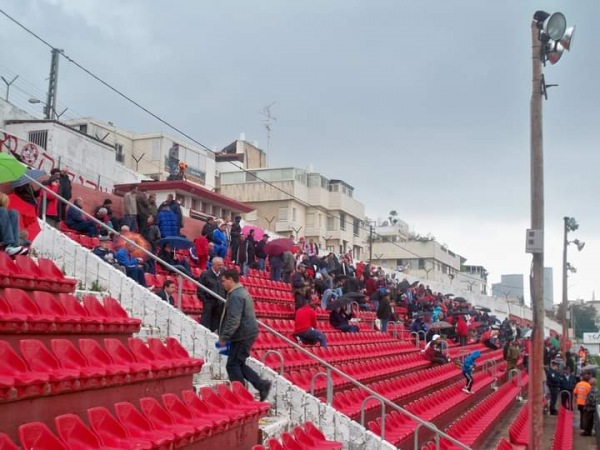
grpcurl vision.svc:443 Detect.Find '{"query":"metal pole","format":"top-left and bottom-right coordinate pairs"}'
top-left (561, 217), bottom-right (569, 355)
top-left (529, 19), bottom-right (545, 450)
top-left (369, 224), bottom-right (373, 262)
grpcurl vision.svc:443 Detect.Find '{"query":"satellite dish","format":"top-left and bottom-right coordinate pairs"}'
top-left (543, 12), bottom-right (567, 40)
top-left (560, 26), bottom-right (575, 51)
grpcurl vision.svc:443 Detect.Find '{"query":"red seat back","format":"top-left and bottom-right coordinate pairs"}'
top-left (50, 339), bottom-right (89, 371)
top-left (87, 407), bottom-right (130, 446)
top-left (20, 339), bottom-right (61, 372)
top-left (31, 291), bottom-right (68, 316)
top-left (0, 433), bottom-right (18, 450)
top-left (19, 422), bottom-right (68, 450)
top-left (114, 402), bottom-right (154, 436)
top-left (82, 296), bottom-right (109, 318)
top-left (103, 338), bottom-right (137, 365)
top-left (79, 338), bottom-right (112, 366)
top-left (102, 297), bottom-right (129, 319)
top-left (147, 338), bottom-right (173, 361)
top-left (2, 288), bottom-right (39, 316)
top-left (139, 397), bottom-right (175, 428)
top-left (57, 294), bottom-right (91, 318)
top-left (55, 413), bottom-right (104, 449)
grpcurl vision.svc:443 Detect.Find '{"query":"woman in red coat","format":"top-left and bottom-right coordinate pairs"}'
top-left (456, 315), bottom-right (468, 347)
top-left (194, 235), bottom-right (209, 270)
top-left (43, 179), bottom-right (60, 228)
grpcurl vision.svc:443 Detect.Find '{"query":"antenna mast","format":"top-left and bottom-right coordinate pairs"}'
top-left (261, 102), bottom-right (277, 162)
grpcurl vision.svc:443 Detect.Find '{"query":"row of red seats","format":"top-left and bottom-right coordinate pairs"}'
top-left (507, 403), bottom-right (528, 446)
top-left (144, 273), bottom-right (197, 294)
top-left (0, 289), bottom-right (141, 334)
top-left (8, 383), bottom-right (267, 450)
top-left (247, 268), bottom-right (270, 279)
top-left (254, 301), bottom-right (295, 319)
top-left (241, 275), bottom-right (290, 292)
top-left (254, 422), bottom-right (342, 450)
top-left (0, 337), bottom-right (202, 401)
top-left (435, 373), bottom-right (530, 449)
top-left (551, 406), bottom-right (573, 450)
top-left (0, 254), bottom-right (77, 293)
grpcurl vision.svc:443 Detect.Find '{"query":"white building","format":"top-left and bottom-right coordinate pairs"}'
top-left (219, 168), bottom-right (366, 259)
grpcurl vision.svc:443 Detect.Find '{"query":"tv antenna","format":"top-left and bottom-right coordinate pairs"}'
top-left (260, 102), bottom-right (277, 159)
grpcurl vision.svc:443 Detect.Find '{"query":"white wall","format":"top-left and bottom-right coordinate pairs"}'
top-left (0, 98), bottom-right (36, 127)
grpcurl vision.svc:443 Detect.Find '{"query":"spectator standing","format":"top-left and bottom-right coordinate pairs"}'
top-left (574, 372), bottom-right (592, 430)
top-left (218, 269), bottom-right (272, 401)
top-left (229, 216), bottom-right (242, 263)
top-left (506, 339), bottom-right (521, 371)
top-left (581, 378), bottom-right (598, 436)
top-left (235, 234), bottom-right (255, 275)
top-left (136, 189), bottom-right (151, 236)
top-left (123, 185), bottom-right (138, 232)
top-left (212, 221), bottom-right (228, 258)
top-left (162, 194), bottom-right (183, 232)
top-left (306, 238), bottom-right (319, 257)
top-left (115, 243), bottom-right (146, 287)
top-left (147, 194), bottom-right (158, 220)
top-left (269, 253), bottom-right (284, 282)
top-left (282, 250), bottom-right (295, 283)
top-left (157, 204), bottom-right (179, 238)
top-left (193, 234), bottom-right (209, 270)
top-left (560, 366), bottom-right (577, 409)
top-left (57, 166), bottom-right (72, 221)
top-left (456, 315), bottom-right (468, 347)
top-left (294, 303), bottom-right (327, 347)
top-left (197, 257), bottom-right (225, 332)
top-left (44, 178), bottom-right (60, 228)
top-left (156, 280), bottom-right (176, 306)
top-left (376, 293), bottom-right (393, 333)
top-left (461, 350), bottom-right (481, 394)
top-left (65, 198), bottom-right (97, 237)
top-left (255, 234), bottom-right (269, 271)
top-left (142, 215), bottom-right (161, 251)
top-left (202, 217), bottom-right (216, 242)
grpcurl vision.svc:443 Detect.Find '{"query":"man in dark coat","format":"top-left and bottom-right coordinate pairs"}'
top-left (229, 216), bottom-right (242, 263)
top-left (235, 234), bottom-right (255, 275)
top-left (197, 256), bottom-right (225, 332)
top-left (156, 280), bottom-right (176, 306)
top-left (255, 234), bottom-right (269, 271)
top-left (57, 166), bottom-right (72, 221)
top-left (202, 217), bottom-right (216, 242)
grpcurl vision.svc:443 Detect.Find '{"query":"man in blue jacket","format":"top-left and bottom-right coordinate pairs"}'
top-left (212, 220), bottom-right (228, 258)
top-left (218, 269), bottom-right (271, 401)
top-left (115, 243), bottom-right (147, 287)
top-left (462, 350), bottom-right (481, 394)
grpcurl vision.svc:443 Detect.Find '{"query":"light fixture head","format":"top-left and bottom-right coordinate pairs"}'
top-left (28, 98), bottom-right (42, 104)
top-left (565, 217), bottom-right (579, 232)
top-left (566, 262), bottom-right (577, 274)
top-left (543, 12), bottom-right (567, 40)
top-left (573, 239), bottom-right (585, 251)
top-left (546, 40), bottom-right (565, 64)
top-left (560, 26), bottom-right (575, 51)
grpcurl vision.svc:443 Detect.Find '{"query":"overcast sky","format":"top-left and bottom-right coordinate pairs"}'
top-left (1, 0), bottom-right (598, 303)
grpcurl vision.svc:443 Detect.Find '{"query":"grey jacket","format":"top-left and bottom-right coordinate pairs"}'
top-left (219, 284), bottom-right (259, 343)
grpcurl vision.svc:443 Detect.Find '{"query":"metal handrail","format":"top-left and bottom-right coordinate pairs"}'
top-left (508, 369), bottom-right (524, 400)
top-left (262, 350), bottom-right (285, 375)
top-left (559, 389), bottom-right (573, 411)
top-left (409, 331), bottom-right (420, 348)
top-left (360, 395), bottom-right (386, 440)
top-left (26, 175), bottom-right (472, 450)
top-left (482, 359), bottom-right (498, 390)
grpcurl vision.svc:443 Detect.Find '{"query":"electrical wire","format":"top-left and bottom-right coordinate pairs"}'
top-left (0, 7), bottom-right (488, 273)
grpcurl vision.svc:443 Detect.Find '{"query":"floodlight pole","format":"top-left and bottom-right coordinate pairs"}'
top-left (529, 19), bottom-right (545, 450)
top-left (561, 217), bottom-right (569, 356)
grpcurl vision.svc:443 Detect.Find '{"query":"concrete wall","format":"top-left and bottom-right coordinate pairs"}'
top-left (0, 98), bottom-right (36, 127)
top-left (32, 222), bottom-right (396, 450)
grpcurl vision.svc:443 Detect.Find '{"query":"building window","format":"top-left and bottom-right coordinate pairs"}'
top-left (339, 212), bottom-right (346, 231)
top-left (292, 207), bottom-right (297, 222)
top-left (306, 212), bottom-right (315, 227)
top-left (353, 219), bottom-right (360, 237)
top-left (418, 259), bottom-right (426, 270)
top-left (328, 183), bottom-right (339, 192)
top-left (278, 207), bottom-right (288, 222)
top-left (28, 130), bottom-right (48, 149)
top-left (115, 143), bottom-right (125, 163)
top-left (192, 199), bottom-right (201, 211)
top-left (78, 124), bottom-right (88, 134)
top-left (326, 216), bottom-right (335, 231)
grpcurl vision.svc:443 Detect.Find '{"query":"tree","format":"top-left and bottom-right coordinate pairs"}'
top-left (572, 304), bottom-right (599, 339)
top-left (388, 210), bottom-right (398, 226)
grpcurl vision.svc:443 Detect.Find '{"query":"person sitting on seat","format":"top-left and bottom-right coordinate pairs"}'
top-left (115, 242), bottom-right (146, 287)
top-left (65, 197), bottom-right (98, 237)
top-left (157, 242), bottom-right (192, 277)
top-left (92, 235), bottom-right (125, 273)
top-left (156, 280), bottom-right (176, 306)
top-left (294, 303), bottom-right (327, 347)
top-left (0, 192), bottom-right (27, 256)
top-left (329, 305), bottom-right (359, 333)
top-left (422, 334), bottom-right (450, 364)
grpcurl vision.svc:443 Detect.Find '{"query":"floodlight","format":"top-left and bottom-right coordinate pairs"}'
top-left (543, 12), bottom-right (567, 40)
top-left (560, 26), bottom-right (575, 51)
top-left (573, 239), bottom-right (585, 251)
top-left (546, 41), bottom-right (565, 65)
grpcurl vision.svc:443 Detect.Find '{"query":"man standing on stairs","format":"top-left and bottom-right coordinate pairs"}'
top-left (197, 256), bottom-right (225, 332)
top-left (219, 269), bottom-right (272, 401)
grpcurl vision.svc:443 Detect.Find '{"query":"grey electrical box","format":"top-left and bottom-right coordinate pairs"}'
top-left (525, 229), bottom-right (543, 254)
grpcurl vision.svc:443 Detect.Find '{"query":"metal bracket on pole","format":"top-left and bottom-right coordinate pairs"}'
top-left (262, 350), bottom-right (285, 375)
top-left (360, 395), bottom-right (386, 440)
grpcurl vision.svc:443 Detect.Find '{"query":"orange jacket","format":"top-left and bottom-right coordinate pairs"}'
top-left (574, 381), bottom-right (591, 406)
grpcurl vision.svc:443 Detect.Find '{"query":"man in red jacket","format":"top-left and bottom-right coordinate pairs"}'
top-left (294, 303), bottom-right (327, 347)
top-left (456, 315), bottom-right (468, 347)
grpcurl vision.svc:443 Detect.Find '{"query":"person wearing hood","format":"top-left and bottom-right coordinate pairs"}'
top-left (423, 334), bottom-right (449, 365)
top-left (462, 350), bottom-right (481, 394)
top-left (431, 305), bottom-right (443, 323)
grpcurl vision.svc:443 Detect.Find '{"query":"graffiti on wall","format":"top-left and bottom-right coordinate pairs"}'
top-left (0, 130), bottom-right (108, 191)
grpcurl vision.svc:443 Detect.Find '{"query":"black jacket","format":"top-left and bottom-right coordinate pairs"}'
top-left (156, 290), bottom-right (174, 306)
top-left (255, 240), bottom-right (267, 259)
top-left (377, 297), bottom-right (393, 320)
top-left (58, 174), bottom-right (72, 200)
top-left (197, 268), bottom-right (225, 305)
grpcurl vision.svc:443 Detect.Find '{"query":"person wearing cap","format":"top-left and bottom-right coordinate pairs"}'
top-left (212, 220), bottom-right (228, 258)
top-left (92, 235), bottom-right (124, 273)
top-left (254, 234), bottom-right (269, 271)
top-left (422, 334), bottom-right (449, 365)
top-left (546, 359), bottom-right (562, 415)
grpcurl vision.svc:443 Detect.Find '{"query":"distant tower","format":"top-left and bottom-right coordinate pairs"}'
top-left (45, 48), bottom-right (61, 120)
top-left (261, 102), bottom-right (277, 161)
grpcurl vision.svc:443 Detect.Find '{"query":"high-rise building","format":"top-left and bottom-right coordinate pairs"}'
top-left (491, 274), bottom-right (524, 303)
top-left (544, 267), bottom-right (554, 310)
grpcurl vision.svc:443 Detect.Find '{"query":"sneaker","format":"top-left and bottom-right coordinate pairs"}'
top-left (259, 380), bottom-right (272, 402)
top-left (462, 388), bottom-right (470, 394)
top-left (5, 245), bottom-right (23, 256)
top-left (18, 245), bottom-right (30, 255)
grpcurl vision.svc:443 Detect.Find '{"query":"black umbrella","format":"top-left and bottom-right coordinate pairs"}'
top-left (410, 280), bottom-right (420, 288)
top-left (444, 293), bottom-right (455, 298)
top-left (454, 297), bottom-right (468, 303)
top-left (475, 306), bottom-right (491, 313)
top-left (158, 236), bottom-right (193, 250)
top-left (327, 292), bottom-right (365, 310)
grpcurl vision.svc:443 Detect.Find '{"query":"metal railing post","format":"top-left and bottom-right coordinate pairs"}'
top-left (177, 274), bottom-right (183, 311)
top-left (410, 331), bottom-right (420, 348)
top-left (559, 389), bottom-right (573, 410)
top-left (325, 367), bottom-right (334, 406)
top-left (359, 395), bottom-right (386, 440)
top-left (508, 369), bottom-right (523, 400)
top-left (262, 350), bottom-right (285, 375)
top-left (310, 372), bottom-right (329, 397)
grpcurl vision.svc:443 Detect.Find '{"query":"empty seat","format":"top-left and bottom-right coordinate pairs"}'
top-left (181, 389), bottom-right (238, 429)
top-left (19, 422), bottom-right (68, 450)
top-left (139, 397), bottom-right (196, 445)
top-left (78, 338), bottom-right (130, 383)
top-left (19, 339), bottom-right (80, 393)
top-left (31, 291), bottom-right (81, 332)
top-left (147, 338), bottom-right (203, 375)
top-left (0, 294), bottom-right (27, 332)
top-left (103, 338), bottom-right (153, 381)
top-left (128, 338), bottom-right (174, 377)
top-left (36, 258), bottom-right (77, 292)
top-left (114, 402), bottom-right (174, 449)
top-left (164, 337), bottom-right (204, 371)
top-left (303, 422), bottom-right (343, 449)
top-left (294, 426), bottom-right (342, 450)
top-left (82, 296), bottom-right (126, 332)
top-left (231, 381), bottom-right (271, 415)
top-left (50, 339), bottom-right (106, 388)
top-left (102, 297), bottom-right (141, 331)
top-left (199, 387), bottom-right (248, 423)
top-left (56, 294), bottom-right (104, 332)
top-left (160, 393), bottom-right (215, 438)
top-left (55, 413), bottom-right (120, 449)
top-left (87, 407), bottom-right (153, 450)
top-left (0, 340), bottom-right (49, 398)
top-left (1, 288), bottom-right (55, 332)
top-left (0, 433), bottom-right (17, 450)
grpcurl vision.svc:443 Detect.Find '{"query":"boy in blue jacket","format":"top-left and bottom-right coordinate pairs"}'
top-left (462, 350), bottom-right (481, 394)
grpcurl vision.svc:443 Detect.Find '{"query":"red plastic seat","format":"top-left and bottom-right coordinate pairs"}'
top-left (146, 338), bottom-right (188, 374)
top-left (56, 294), bottom-right (104, 332)
top-left (199, 386), bottom-right (248, 422)
top-left (139, 397), bottom-right (196, 445)
top-left (78, 338), bottom-right (130, 383)
top-left (114, 402), bottom-right (174, 449)
top-left (0, 340), bottom-right (49, 398)
top-left (294, 425), bottom-right (342, 450)
top-left (1, 288), bottom-right (55, 332)
top-left (19, 422), bottom-right (68, 450)
top-left (50, 339), bottom-right (106, 388)
top-left (215, 383), bottom-right (264, 419)
top-left (281, 432), bottom-right (304, 450)
top-left (231, 381), bottom-right (271, 414)
top-left (0, 294), bottom-right (27, 332)
top-left (55, 413), bottom-right (120, 450)
top-left (128, 338), bottom-right (174, 376)
top-left (31, 291), bottom-right (81, 332)
top-left (19, 339), bottom-right (80, 393)
top-left (102, 297), bottom-right (141, 331)
top-left (87, 407), bottom-right (153, 450)
top-left (164, 337), bottom-right (204, 371)
top-left (160, 393), bottom-right (215, 437)
top-left (82, 296), bottom-right (125, 332)
top-left (181, 389), bottom-right (237, 429)
top-left (103, 338), bottom-right (153, 381)
top-left (267, 439), bottom-right (286, 450)
top-left (36, 258), bottom-right (77, 292)
top-left (0, 253), bottom-right (33, 290)
top-left (13, 256), bottom-right (55, 291)
top-left (0, 433), bottom-right (17, 450)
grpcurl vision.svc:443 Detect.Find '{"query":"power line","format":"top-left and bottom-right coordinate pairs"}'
top-left (0, 7), bottom-right (480, 267)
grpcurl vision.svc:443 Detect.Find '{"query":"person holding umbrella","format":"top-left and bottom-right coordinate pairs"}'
top-left (328, 294), bottom-right (361, 333)
top-left (157, 241), bottom-right (192, 277)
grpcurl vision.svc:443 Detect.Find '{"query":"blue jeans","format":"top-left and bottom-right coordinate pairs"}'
top-left (0, 208), bottom-right (19, 246)
top-left (125, 266), bottom-right (146, 287)
top-left (380, 318), bottom-right (389, 333)
top-left (271, 266), bottom-right (282, 282)
top-left (257, 258), bottom-right (265, 271)
top-left (296, 328), bottom-right (327, 347)
top-left (214, 244), bottom-right (227, 258)
top-left (124, 214), bottom-right (138, 232)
